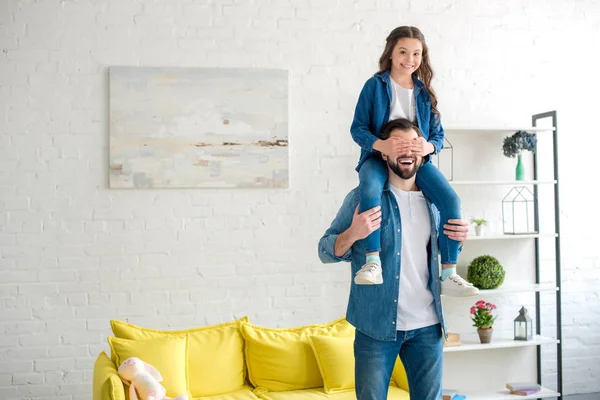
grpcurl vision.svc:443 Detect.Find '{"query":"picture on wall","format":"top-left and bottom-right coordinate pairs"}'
top-left (109, 66), bottom-right (288, 189)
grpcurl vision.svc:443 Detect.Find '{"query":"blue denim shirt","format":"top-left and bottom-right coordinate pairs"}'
top-left (318, 183), bottom-right (447, 341)
top-left (350, 71), bottom-right (445, 171)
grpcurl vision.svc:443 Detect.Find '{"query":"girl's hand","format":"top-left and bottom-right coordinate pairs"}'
top-left (410, 137), bottom-right (434, 157)
top-left (373, 138), bottom-right (404, 157)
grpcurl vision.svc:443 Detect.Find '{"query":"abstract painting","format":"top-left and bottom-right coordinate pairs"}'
top-left (109, 67), bottom-right (288, 188)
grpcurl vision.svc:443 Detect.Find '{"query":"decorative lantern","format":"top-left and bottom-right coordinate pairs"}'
top-left (502, 186), bottom-right (536, 234)
top-left (514, 306), bottom-right (533, 341)
top-left (434, 137), bottom-right (454, 181)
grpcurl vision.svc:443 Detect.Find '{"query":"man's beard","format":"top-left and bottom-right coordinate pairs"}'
top-left (388, 155), bottom-right (419, 180)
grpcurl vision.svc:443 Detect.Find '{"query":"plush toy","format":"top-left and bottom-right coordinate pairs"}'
top-left (117, 357), bottom-right (188, 400)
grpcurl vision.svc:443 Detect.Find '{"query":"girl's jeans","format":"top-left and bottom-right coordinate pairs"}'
top-left (358, 155), bottom-right (461, 264)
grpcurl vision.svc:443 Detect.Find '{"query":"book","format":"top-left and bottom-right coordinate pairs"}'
top-left (453, 396), bottom-right (466, 400)
top-left (506, 382), bottom-right (541, 392)
top-left (511, 388), bottom-right (541, 396)
top-left (443, 333), bottom-right (463, 347)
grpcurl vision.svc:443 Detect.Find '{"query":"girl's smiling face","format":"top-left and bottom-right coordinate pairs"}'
top-left (390, 38), bottom-right (423, 78)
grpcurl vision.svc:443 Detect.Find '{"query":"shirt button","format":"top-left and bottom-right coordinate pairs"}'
top-left (397, 229), bottom-right (400, 232)
top-left (397, 252), bottom-right (400, 256)
top-left (392, 321), bottom-right (395, 325)
top-left (394, 299), bottom-right (397, 303)
top-left (396, 276), bottom-right (399, 279)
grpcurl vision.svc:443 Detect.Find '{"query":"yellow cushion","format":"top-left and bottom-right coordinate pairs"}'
top-left (308, 335), bottom-right (354, 394)
top-left (93, 352), bottom-right (126, 400)
top-left (108, 335), bottom-right (188, 398)
top-left (240, 317), bottom-right (354, 392)
top-left (391, 356), bottom-right (409, 391)
top-left (110, 317), bottom-right (247, 397)
top-left (253, 385), bottom-right (410, 400)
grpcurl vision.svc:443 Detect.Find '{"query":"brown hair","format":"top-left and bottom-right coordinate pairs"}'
top-left (379, 118), bottom-right (423, 141)
top-left (378, 26), bottom-right (441, 124)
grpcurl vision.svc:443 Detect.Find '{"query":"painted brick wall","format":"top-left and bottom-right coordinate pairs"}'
top-left (1, 0), bottom-right (599, 398)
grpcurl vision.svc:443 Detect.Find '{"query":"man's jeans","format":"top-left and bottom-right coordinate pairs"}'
top-left (354, 323), bottom-right (443, 400)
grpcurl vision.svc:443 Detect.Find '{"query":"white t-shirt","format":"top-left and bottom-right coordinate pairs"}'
top-left (389, 185), bottom-right (439, 331)
top-left (389, 79), bottom-right (416, 123)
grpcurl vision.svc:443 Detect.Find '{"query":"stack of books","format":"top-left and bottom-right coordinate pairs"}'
top-left (506, 382), bottom-right (542, 396)
top-left (443, 332), bottom-right (463, 347)
top-left (443, 389), bottom-right (466, 400)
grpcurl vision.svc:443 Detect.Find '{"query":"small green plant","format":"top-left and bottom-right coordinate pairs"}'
top-left (471, 218), bottom-right (487, 227)
top-left (470, 300), bottom-right (497, 329)
top-left (467, 255), bottom-right (505, 290)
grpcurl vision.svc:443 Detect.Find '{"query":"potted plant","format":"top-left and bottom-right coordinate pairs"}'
top-left (502, 130), bottom-right (537, 180)
top-left (470, 218), bottom-right (487, 236)
top-left (470, 300), bottom-right (497, 343)
top-left (467, 255), bottom-right (505, 289)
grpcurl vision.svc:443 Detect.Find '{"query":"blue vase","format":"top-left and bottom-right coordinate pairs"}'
top-left (515, 154), bottom-right (525, 181)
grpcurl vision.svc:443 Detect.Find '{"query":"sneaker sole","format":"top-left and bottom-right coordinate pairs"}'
top-left (354, 277), bottom-right (383, 285)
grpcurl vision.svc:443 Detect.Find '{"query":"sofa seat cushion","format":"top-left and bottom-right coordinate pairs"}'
top-left (240, 317), bottom-right (354, 392)
top-left (253, 386), bottom-right (410, 399)
top-left (193, 386), bottom-right (259, 400)
top-left (110, 317), bottom-right (248, 398)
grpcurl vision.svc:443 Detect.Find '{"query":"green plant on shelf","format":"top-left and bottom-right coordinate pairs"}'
top-left (467, 255), bottom-right (505, 290)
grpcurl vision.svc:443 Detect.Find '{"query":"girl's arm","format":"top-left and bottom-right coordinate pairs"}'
top-left (427, 111), bottom-right (445, 155)
top-left (350, 80), bottom-right (379, 152)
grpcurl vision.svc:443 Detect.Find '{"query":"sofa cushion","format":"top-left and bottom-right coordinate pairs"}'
top-left (240, 317), bottom-right (354, 392)
top-left (108, 335), bottom-right (188, 398)
top-left (253, 386), bottom-right (410, 399)
top-left (93, 351), bottom-right (126, 400)
top-left (110, 317), bottom-right (247, 397)
top-left (308, 335), bottom-right (354, 394)
top-left (192, 385), bottom-right (259, 400)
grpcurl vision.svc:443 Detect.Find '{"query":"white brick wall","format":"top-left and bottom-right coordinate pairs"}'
top-left (1, 0), bottom-right (599, 398)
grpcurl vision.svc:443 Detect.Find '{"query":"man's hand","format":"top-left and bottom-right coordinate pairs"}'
top-left (333, 205), bottom-right (382, 258)
top-left (444, 219), bottom-right (469, 247)
top-left (410, 137), bottom-right (435, 157)
top-left (349, 205), bottom-right (382, 241)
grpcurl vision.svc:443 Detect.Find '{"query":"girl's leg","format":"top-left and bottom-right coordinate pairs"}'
top-left (416, 162), bottom-right (478, 296)
top-left (358, 156), bottom-right (388, 254)
top-left (415, 162), bottom-right (461, 265)
top-left (356, 156), bottom-right (388, 285)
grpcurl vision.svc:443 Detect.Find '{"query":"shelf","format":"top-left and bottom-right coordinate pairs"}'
top-left (442, 283), bottom-right (558, 296)
top-left (450, 180), bottom-right (557, 186)
top-left (444, 335), bottom-right (558, 353)
top-left (445, 126), bottom-right (555, 135)
top-left (461, 387), bottom-right (560, 400)
top-left (468, 233), bottom-right (558, 240)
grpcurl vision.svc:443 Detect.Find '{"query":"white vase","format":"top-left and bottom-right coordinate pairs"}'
top-left (475, 225), bottom-right (485, 236)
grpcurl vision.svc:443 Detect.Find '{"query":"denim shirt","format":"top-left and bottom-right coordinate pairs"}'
top-left (350, 71), bottom-right (445, 171)
top-left (318, 183), bottom-right (447, 341)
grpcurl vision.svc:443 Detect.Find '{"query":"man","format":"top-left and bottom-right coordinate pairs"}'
top-left (318, 118), bottom-right (471, 400)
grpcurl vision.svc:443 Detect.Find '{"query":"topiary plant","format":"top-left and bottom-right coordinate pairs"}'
top-left (467, 255), bottom-right (505, 290)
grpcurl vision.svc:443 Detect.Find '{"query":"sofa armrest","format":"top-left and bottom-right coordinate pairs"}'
top-left (93, 352), bottom-right (126, 400)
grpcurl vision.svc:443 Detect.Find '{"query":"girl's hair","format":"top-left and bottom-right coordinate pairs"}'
top-left (378, 26), bottom-right (441, 124)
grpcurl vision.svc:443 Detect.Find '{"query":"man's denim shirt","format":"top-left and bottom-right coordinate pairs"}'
top-left (350, 71), bottom-right (445, 172)
top-left (318, 183), bottom-right (448, 341)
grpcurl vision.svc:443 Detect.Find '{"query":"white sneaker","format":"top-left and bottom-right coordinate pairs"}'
top-left (441, 274), bottom-right (479, 297)
top-left (354, 262), bottom-right (383, 285)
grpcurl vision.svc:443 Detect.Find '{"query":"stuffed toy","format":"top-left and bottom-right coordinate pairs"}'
top-left (117, 357), bottom-right (188, 400)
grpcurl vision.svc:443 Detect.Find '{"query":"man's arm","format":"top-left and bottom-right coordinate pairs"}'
top-left (318, 191), bottom-right (382, 263)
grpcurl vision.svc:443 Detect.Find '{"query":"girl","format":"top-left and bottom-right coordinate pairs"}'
top-left (350, 26), bottom-right (478, 297)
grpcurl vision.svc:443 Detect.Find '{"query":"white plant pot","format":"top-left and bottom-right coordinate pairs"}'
top-left (474, 225), bottom-right (485, 236)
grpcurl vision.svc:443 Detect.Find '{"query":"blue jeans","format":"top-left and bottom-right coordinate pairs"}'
top-left (354, 324), bottom-right (443, 400)
top-left (358, 155), bottom-right (461, 264)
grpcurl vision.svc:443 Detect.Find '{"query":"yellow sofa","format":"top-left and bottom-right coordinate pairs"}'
top-left (93, 317), bottom-right (410, 400)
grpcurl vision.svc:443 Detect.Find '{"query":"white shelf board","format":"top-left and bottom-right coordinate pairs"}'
top-left (444, 335), bottom-right (558, 353)
top-left (442, 283), bottom-right (558, 296)
top-left (468, 233), bottom-right (558, 240)
top-left (461, 387), bottom-right (560, 400)
top-left (450, 180), bottom-right (557, 186)
top-left (445, 126), bottom-right (555, 135)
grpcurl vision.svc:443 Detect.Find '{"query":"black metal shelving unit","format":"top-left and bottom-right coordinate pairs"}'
top-left (532, 110), bottom-right (563, 399)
